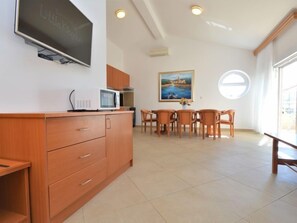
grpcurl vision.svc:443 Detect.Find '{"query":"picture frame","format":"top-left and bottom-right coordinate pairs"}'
top-left (159, 70), bottom-right (194, 102)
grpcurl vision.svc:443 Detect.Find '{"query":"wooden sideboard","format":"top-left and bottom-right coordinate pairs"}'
top-left (0, 111), bottom-right (133, 223)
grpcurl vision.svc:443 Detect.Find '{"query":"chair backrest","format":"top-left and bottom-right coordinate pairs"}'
top-left (177, 109), bottom-right (196, 124)
top-left (227, 109), bottom-right (235, 123)
top-left (140, 109), bottom-right (151, 122)
top-left (198, 109), bottom-right (220, 125)
top-left (221, 109), bottom-right (235, 123)
top-left (156, 110), bottom-right (175, 124)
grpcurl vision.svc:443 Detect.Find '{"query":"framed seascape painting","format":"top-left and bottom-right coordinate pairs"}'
top-left (159, 70), bottom-right (194, 102)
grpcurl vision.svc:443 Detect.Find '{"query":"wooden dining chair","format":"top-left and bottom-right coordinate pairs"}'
top-left (220, 109), bottom-right (235, 137)
top-left (156, 109), bottom-right (176, 136)
top-left (198, 109), bottom-right (221, 140)
top-left (176, 109), bottom-right (197, 137)
top-left (140, 109), bottom-right (157, 134)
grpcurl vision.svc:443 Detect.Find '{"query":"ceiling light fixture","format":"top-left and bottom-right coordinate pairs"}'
top-left (191, 5), bottom-right (203, 15)
top-left (115, 9), bottom-right (126, 19)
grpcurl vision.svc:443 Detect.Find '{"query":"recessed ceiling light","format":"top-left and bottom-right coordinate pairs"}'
top-left (115, 9), bottom-right (126, 19)
top-left (191, 5), bottom-right (203, 15)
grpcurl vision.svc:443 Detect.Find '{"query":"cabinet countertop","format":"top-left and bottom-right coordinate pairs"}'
top-left (0, 159), bottom-right (30, 177)
top-left (0, 111), bottom-right (134, 119)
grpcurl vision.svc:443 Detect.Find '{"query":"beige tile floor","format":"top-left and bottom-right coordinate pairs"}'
top-left (65, 128), bottom-right (297, 223)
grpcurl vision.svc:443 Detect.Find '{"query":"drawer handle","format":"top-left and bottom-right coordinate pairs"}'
top-left (79, 153), bottom-right (92, 159)
top-left (80, 178), bottom-right (93, 186)
top-left (77, 127), bottom-right (89, 131)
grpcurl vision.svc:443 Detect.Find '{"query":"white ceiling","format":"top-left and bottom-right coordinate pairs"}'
top-left (107, 0), bottom-right (297, 53)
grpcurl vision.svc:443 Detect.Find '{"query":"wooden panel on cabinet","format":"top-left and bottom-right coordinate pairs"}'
top-left (112, 67), bottom-right (121, 90)
top-left (48, 137), bottom-right (106, 184)
top-left (49, 159), bottom-right (107, 218)
top-left (0, 159), bottom-right (31, 223)
top-left (106, 64), bottom-right (131, 90)
top-left (106, 113), bottom-right (133, 176)
top-left (121, 72), bottom-right (130, 89)
top-left (47, 116), bottom-right (105, 151)
top-left (106, 64), bottom-right (114, 89)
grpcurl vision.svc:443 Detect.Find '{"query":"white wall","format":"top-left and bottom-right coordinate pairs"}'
top-left (122, 36), bottom-right (256, 129)
top-left (0, 0), bottom-right (106, 112)
top-left (107, 39), bottom-right (124, 70)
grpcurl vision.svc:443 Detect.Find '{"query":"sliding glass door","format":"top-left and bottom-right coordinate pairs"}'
top-left (279, 61), bottom-right (297, 135)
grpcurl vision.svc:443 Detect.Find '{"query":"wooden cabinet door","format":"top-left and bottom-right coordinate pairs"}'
top-left (106, 114), bottom-right (133, 176)
top-left (112, 68), bottom-right (121, 90)
top-left (106, 65), bottom-right (130, 90)
top-left (106, 65), bottom-right (113, 89)
top-left (121, 72), bottom-right (130, 89)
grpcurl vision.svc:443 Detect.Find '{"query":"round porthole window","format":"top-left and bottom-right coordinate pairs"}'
top-left (218, 70), bottom-right (250, 99)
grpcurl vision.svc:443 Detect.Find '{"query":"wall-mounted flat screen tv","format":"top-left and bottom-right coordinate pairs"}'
top-left (15, 0), bottom-right (93, 67)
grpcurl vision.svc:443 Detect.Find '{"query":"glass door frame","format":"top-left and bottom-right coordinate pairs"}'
top-left (274, 53), bottom-right (297, 134)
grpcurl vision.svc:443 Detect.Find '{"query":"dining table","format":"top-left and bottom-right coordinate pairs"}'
top-left (150, 109), bottom-right (229, 137)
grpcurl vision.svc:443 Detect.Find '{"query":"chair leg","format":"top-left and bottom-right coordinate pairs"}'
top-left (167, 124), bottom-right (170, 136)
top-left (218, 123), bottom-right (221, 138)
top-left (189, 124), bottom-right (192, 138)
top-left (178, 123), bottom-right (181, 138)
top-left (171, 122), bottom-right (175, 135)
top-left (202, 125), bottom-right (205, 139)
top-left (231, 124), bottom-right (234, 137)
top-left (150, 120), bottom-right (152, 135)
top-left (197, 123), bottom-right (201, 136)
top-left (172, 122), bottom-right (176, 135)
top-left (169, 122), bottom-right (178, 135)
top-left (157, 123), bottom-right (161, 137)
top-left (193, 123), bottom-right (197, 136)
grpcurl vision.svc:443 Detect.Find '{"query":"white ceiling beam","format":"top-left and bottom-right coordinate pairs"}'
top-left (131, 0), bottom-right (165, 39)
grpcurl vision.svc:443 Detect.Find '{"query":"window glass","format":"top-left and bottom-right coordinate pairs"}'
top-left (223, 74), bottom-right (245, 84)
top-left (218, 70), bottom-right (250, 99)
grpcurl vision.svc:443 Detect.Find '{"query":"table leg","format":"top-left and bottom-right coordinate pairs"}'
top-left (155, 121), bottom-right (159, 135)
top-left (272, 138), bottom-right (278, 174)
top-left (207, 125), bottom-right (211, 136)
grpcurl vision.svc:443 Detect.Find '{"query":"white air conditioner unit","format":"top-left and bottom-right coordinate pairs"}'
top-left (148, 47), bottom-right (169, 57)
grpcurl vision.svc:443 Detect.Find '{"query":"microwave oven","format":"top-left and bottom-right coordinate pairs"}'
top-left (74, 88), bottom-right (120, 110)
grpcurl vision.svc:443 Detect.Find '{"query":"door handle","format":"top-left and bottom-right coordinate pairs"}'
top-left (106, 118), bottom-right (111, 129)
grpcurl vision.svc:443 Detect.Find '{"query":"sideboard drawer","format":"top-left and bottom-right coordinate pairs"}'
top-left (49, 159), bottom-right (107, 218)
top-left (48, 138), bottom-right (106, 184)
top-left (47, 116), bottom-right (105, 151)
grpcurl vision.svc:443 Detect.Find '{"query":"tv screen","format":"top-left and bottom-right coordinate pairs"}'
top-left (15, 0), bottom-right (93, 67)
